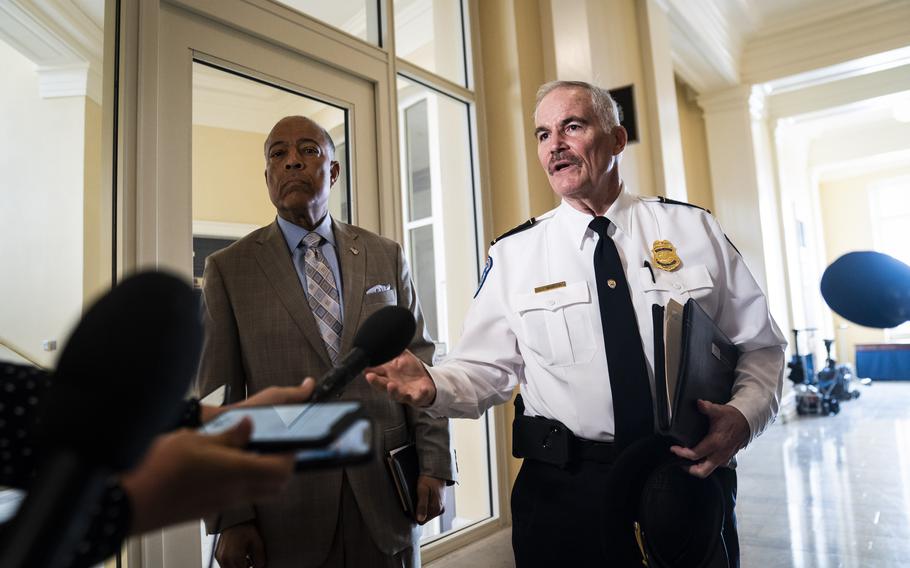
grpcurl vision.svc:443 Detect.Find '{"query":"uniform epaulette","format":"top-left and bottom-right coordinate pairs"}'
top-left (646, 196), bottom-right (742, 256)
top-left (490, 217), bottom-right (537, 246)
top-left (652, 195), bottom-right (712, 215)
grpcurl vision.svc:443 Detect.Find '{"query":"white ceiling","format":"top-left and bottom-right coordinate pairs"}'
top-left (741, 0), bottom-right (881, 36)
top-left (192, 62), bottom-right (346, 138)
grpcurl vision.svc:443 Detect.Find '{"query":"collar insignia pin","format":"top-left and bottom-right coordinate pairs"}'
top-left (652, 240), bottom-right (681, 271)
top-left (350, 247), bottom-right (359, 255)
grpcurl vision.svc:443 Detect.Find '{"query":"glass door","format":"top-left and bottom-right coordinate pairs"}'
top-left (135, 1), bottom-right (379, 277)
top-left (134, 3), bottom-right (379, 565)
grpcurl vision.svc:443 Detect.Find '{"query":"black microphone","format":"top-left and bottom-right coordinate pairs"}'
top-left (820, 251), bottom-right (910, 329)
top-left (0, 271), bottom-right (202, 568)
top-left (310, 305), bottom-right (417, 402)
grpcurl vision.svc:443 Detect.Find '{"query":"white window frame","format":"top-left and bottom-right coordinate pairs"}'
top-left (869, 176), bottom-right (910, 341)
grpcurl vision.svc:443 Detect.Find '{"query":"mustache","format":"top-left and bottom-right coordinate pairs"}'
top-left (548, 152), bottom-right (582, 174)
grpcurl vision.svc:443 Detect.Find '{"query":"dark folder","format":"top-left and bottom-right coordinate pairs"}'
top-left (652, 298), bottom-right (740, 448)
top-left (386, 443), bottom-right (419, 520)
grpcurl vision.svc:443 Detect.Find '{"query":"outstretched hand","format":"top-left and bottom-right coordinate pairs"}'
top-left (669, 400), bottom-right (750, 478)
top-left (364, 349), bottom-right (437, 407)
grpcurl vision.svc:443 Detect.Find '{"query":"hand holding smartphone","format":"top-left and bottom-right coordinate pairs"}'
top-left (201, 402), bottom-right (373, 470)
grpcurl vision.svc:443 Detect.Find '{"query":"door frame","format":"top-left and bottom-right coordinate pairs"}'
top-left (121, 0), bottom-right (401, 278)
top-left (122, 1), bottom-right (387, 564)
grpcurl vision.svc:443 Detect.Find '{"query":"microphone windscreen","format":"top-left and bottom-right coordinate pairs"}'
top-left (820, 251), bottom-right (910, 329)
top-left (353, 306), bottom-right (417, 366)
top-left (40, 271), bottom-right (202, 470)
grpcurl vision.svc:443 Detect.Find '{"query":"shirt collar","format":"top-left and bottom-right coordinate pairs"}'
top-left (276, 213), bottom-right (336, 253)
top-left (555, 183), bottom-right (636, 248)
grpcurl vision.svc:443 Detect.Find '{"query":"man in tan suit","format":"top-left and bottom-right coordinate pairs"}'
top-left (196, 116), bottom-right (455, 568)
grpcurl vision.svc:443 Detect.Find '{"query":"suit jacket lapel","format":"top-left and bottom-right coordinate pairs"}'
top-left (254, 221), bottom-right (332, 367)
top-left (334, 220), bottom-right (366, 354)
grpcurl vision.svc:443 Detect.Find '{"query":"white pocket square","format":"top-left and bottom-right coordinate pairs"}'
top-left (365, 283), bottom-right (391, 295)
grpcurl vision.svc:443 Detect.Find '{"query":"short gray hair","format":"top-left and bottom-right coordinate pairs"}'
top-left (534, 81), bottom-right (621, 131)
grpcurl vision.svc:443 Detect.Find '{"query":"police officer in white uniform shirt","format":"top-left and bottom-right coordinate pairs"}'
top-left (366, 80), bottom-right (786, 567)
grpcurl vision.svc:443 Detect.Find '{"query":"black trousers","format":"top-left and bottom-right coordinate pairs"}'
top-left (510, 459), bottom-right (739, 568)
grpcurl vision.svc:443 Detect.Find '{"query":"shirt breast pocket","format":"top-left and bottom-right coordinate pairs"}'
top-left (640, 264), bottom-right (713, 303)
top-left (512, 281), bottom-right (597, 367)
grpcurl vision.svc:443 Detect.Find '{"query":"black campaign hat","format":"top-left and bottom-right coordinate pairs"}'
top-left (602, 436), bottom-right (729, 568)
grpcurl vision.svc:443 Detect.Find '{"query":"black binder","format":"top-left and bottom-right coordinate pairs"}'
top-left (652, 299), bottom-right (740, 448)
top-left (386, 443), bottom-right (419, 519)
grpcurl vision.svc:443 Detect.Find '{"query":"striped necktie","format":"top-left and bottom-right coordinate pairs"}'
top-left (301, 232), bottom-right (342, 363)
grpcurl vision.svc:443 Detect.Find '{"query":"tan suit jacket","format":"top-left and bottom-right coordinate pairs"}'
top-left (196, 219), bottom-right (455, 567)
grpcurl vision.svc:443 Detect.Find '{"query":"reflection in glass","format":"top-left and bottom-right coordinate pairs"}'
top-left (272, 0), bottom-right (380, 44)
top-left (404, 101), bottom-right (432, 221)
top-left (395, 0), bottom-right (468, 87)
top-left (191, 62), bottom-right (350, 288)
top-left (409, 224), bottom-right (438, 338)
top-left (0, 4), bottom-right (110, 368)
top-left (397, 76), bottom-right (491, 542)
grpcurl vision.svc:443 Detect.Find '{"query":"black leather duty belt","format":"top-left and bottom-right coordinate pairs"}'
top-left (512, 394), bottom-right (617, 467)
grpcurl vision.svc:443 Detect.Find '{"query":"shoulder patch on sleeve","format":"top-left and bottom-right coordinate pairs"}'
top-left (654, 196), bottom-right (712, 215)
top-left (490, 217), bottom-right (537, 246)
top-left (474, 255), bottom-right (493, 298)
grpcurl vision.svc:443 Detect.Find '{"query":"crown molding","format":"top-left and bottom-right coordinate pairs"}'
top-left (742, 0), bottom-right (910, 85)
top-left (697, 84), bottom-right (752, 114)
top-left (0, 0), bottom-right (102, 103)
top-left (753, 0), bottom-right (884, 38)
top-left (665, 0), bottom-right (744, 93)
top-left (814, 148), bottom-right (910, 184)
top-left (766, 63), bottom-right (910, 120)
top-left (37, 61), bottom-right (101, 101)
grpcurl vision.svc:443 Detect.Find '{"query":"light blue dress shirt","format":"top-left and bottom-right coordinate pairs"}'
top-left (276, 214), bottom-right (345, 321)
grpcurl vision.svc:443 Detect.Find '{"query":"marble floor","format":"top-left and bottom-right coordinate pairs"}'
top-left (428, 381), bottom-right (910, 568)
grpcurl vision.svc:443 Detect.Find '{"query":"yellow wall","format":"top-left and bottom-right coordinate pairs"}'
top-left (818, 167), bottom-right (910, 364)
top-left (83, 97), bottom-right (109, 304)
top-left (675, 77), bottom-right (714, 212)
top-left (192, 125), bottom-right (276, 226)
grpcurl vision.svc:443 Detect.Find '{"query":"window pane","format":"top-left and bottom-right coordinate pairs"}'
top-left (396, 76), bottom-right (492, 540)
top-left (404, 101), bottom-right (433, 220)
top-left (0, 5), bottom-right (112, 368)
top-left (409, 225), bottom-right (438, 338)
top-left (395, 0), bottom-right (468, 87)
top-left (272, 0), bottom-right (380, 44)
top-left (192, 62), bottom-right (350, 288)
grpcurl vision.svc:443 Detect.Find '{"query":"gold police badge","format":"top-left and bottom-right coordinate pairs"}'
top-left (652, 240), bottom-right (681, 271)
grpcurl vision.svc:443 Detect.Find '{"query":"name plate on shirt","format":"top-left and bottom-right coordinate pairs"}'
top-left (534, 281), bottom-right (566, 294)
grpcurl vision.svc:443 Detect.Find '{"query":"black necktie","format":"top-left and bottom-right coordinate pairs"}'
top-left (589, 216), bottom-right (653, 447)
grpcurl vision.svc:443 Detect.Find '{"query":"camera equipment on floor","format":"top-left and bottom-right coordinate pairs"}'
top-left (788, 328), bottom-right (868, 416)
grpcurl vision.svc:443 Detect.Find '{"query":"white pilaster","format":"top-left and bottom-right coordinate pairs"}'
top-left (636, 0), bottom-right (687, 201)
top-left (699, 88), bottom-right (767, 284)
top-left (700, 83), bottom-right (792, 343)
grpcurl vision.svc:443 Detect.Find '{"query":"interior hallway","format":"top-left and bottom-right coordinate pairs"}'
top-left (428, 381), bottom-right (910, 568)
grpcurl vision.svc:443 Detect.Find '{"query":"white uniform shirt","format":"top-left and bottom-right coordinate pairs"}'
top-left (427, 188), bottom-right (787, 443)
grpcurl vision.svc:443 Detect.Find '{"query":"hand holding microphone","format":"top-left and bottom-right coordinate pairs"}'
top-left (0, 271), bottom-right (202, 568)
top-left (310, 305), bottom-right (418, 402)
